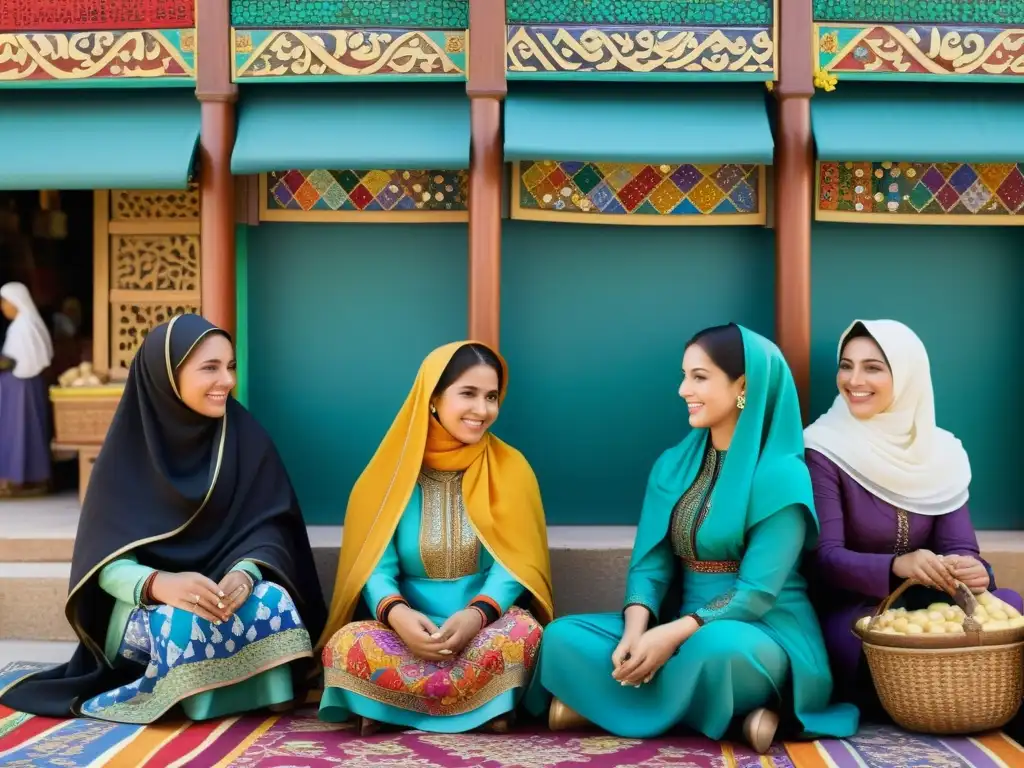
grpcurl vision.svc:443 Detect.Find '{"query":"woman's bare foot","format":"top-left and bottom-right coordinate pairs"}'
top-left (548, 698), bottom-right (590, 731)
top-left (742, 707), bottom-right (779, 754)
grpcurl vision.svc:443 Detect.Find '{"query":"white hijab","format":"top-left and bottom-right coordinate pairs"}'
top-left (1, 282), bottom-right (54, 379)
top-left (804, 319), bottom-right (971, 516)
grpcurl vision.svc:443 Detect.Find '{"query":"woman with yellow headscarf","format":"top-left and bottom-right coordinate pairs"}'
top-left (318, 342), bottom-right (553, 734)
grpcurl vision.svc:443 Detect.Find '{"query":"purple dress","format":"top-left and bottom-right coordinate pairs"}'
top-left (0, 364), bottom-right (51, 488)
top-left (806, 449), bottom-right (1023, 711)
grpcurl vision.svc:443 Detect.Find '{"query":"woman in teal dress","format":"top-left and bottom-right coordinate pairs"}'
top-left (317, 342), bottom-right (554, 734)
top-left (1, 314), bottom-right (326, 722)
top-left (531, 324), bottom-right (858, 753)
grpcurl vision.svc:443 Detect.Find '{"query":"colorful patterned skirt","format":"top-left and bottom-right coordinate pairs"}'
top-left (81, 581), bottom-right (313, 724)
top-left (321, 606), bottom-right (542, 732)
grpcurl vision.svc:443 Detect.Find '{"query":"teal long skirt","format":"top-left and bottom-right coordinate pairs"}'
top-left (527, 571), bottom-right (858, 740)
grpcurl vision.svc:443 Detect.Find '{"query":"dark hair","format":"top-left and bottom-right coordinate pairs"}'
top-left (685, 324), bottom-right (745, 381)
top-left (840, 322), bottom-right (890, 366)
top-left (432, 343), bottom-right (504, 396)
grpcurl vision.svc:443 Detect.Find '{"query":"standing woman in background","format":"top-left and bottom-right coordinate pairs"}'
top-left (0, 281), bottom-right (53, 497)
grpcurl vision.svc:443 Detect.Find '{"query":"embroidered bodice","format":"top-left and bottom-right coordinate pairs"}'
top-left (417, 468), bottom-right (480, 579)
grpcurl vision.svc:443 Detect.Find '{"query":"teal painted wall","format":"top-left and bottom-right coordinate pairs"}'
top-left (497, 221), bottom-right (775, 525)
top-left (246, 223), bottom-right (468, 525)
top-left (810, 224), bottom-right (1024, 530)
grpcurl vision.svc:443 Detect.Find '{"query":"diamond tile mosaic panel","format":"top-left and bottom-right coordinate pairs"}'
top-left (517, 161), bottom-right (762, 219)
top-left (266, 169), bottom-right (468, 213)
top-left (818, 161), bottom-right (1024, 218)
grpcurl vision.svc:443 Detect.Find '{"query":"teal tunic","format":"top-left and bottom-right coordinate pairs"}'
top-left (321, 467), bottom-right (532, 732)
top-left (97, 556), bottom-right (294, 720)
top-left (527, 327), bottom-right (859, 740)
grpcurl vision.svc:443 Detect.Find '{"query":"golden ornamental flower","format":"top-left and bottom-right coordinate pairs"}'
top-left (813, 68), bottom-right (838, 92)
top-left (819, 32), bottom-right (839, 54)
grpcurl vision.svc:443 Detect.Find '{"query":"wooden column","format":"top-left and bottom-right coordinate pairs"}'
top-left (774, 0), bottom-right (815, 420)
top-left (197, 0), bottom-right (238, 338)
top-left (466, 0), bottom-right (506, 349)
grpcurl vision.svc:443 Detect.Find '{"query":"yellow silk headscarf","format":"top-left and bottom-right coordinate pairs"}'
top-left (317, 341), bottom-right (554, 650)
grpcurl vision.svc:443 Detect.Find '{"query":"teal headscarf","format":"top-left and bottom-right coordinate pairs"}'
top-left (631, 325), bottom-right (818, 570)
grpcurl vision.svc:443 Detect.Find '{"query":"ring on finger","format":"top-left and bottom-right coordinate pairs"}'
top-left (191, 594), bottom-right (200, 605)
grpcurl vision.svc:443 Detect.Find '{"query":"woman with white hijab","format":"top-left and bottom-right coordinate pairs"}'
top-left (0, 282), bottom-right (54, 497)
top-left (803, 319), bottom-right (1022, 712)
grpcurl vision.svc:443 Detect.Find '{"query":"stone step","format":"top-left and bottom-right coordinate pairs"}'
top-left (0, 562), bottom-right (75, 642)
top-left (0, 494), bottom-right (78, 562)
top-left (0, 640), bottom-right (76, 666)
top-left (2, 494), bottom-right (1023, 644)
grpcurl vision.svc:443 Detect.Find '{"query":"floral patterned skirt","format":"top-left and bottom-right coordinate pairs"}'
top-left (322, 606), bottom-right (542, 718)
top-left (81, 581), bottom-right (313, 724)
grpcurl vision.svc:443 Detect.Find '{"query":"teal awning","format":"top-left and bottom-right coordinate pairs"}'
top-left (232, 85), bottom-right (471, 173)
top-left (812, 85), bottom-right (1024, 162)
top-left (0, 91), bottom-right (199, 190)
top-left (504, 84), bottom-right (774, 164)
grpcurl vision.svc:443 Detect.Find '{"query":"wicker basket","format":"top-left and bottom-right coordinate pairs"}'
top-left (855, 579), bottom-right (1024, 734)
top-left (49, 385), bottom-right (123, 445)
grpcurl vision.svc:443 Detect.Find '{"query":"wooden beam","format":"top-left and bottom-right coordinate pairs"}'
top-left (466, 0), bottom-right (506, 349)
top-left (774, 0), bottom-right (815, 420)
top-left (197, 0), bottom-right (238, 339)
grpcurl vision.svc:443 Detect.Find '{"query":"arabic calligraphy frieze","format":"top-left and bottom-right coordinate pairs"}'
top-left (234, 28), bottom-right (465, 79)
top-left (507, 25), bottom-right (774, 77)
top-left (818, 23), bottom-right (1024, 77)
top-left (0, 29), bottom-right (194, 82)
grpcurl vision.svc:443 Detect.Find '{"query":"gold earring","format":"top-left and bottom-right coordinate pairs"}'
top-left (737, 393), bottom-right (746, 410)
top-left (430, 403), bottom-right (437, 414)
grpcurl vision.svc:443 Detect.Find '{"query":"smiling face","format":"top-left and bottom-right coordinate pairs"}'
top-left (679, 342), bottom-right (745, 431)
top-left (837, 335), bottom-right (894, 419)
top-left (432, 363), bottom-right (500, 445)
top-left (176, 333), bottom-right (236, 418)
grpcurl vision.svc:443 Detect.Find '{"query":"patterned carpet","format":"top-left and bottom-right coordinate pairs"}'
top-left (1, 662), bottom-right (1022, 767)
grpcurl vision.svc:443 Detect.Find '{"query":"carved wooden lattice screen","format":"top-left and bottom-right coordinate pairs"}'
top-left (92, 187), bottom-right (202, 379)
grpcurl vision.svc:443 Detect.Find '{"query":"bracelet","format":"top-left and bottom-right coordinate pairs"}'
top-left (376, 595), bottom-right (409, 626)
top-left (469, 605), bottom-right (489, 630)
top-left (141, 571), bottom-right (160, 606)
top-left (468, 595), bottom-right (501, 626)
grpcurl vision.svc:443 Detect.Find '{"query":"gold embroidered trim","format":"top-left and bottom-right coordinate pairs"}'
top-left (697, 588), bottom-right (738, 621)
top-left (682, 558), bottom-right (739, 574)
top-left (894, 508), bottom-right (911, 556)
top-left (418, 468), bottom-right (480, 579)
top-left (82, 628), bottom-right (313, 724)
top-left (324, 665), bottom-right (528, 717)
top-left (669, 444), bottom-right (724, 561)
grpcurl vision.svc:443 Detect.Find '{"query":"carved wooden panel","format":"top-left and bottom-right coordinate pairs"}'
top-left (94, 188), bottom-right (202, 379)
top-left (111, 187), bottom-right (200, 220)
top-left (112, 302), bottom-right (201, 374)
top-left (112, 235), bottom-right (199, 292)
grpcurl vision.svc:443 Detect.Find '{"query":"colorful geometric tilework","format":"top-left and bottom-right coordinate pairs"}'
top-left (817, 161), bottom-right (1024, 219)
top-left (506, 0), bottom-right (772, 26)
top-left (266, 169), bottom-right (468, 213)
top-left (231, 0), bottom-right (467, 30)
top-left (517, 161), bottom-right (762, 220)
top-left (814, 1), bottom-right (1023, 25)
